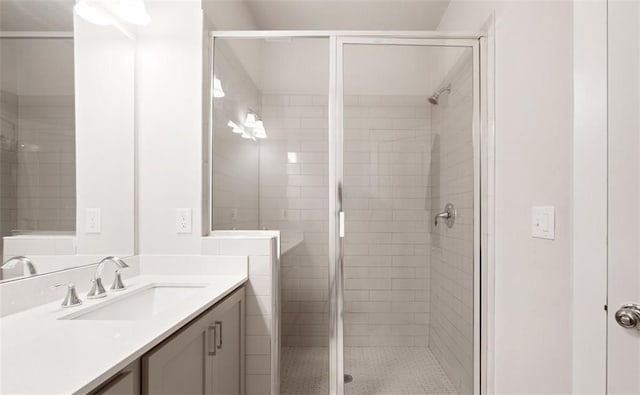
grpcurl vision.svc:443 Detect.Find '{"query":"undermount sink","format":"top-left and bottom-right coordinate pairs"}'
top-left (61, 284), bottom-right (206, 321)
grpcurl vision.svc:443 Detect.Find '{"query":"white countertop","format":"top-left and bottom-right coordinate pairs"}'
top-left (0, 273), bottom-right (248, 394)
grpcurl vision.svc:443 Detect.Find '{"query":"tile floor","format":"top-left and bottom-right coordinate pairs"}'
top-left (281, 347), bottom-right (458, 395)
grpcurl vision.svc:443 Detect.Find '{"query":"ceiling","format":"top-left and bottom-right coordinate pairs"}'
top-left (1, 0), bottom-right (451, 32)
top-left (0, 0), bottom-right (74, 31)
top-left (205, 0), bottom-right (451, 31)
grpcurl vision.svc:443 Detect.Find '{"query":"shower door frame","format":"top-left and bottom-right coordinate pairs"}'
top-left (208, 30), bottom-right (491, 395)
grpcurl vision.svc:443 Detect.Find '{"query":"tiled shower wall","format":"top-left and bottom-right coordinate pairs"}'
top-left (0, 92), bottom-right (75, 245)
top-left (16, 94), bottom-right (75, 231)
top-left (259, 94), bottom-right (434, 347)
top-left (0, 91), bottom-right (18, 259)
top-left (428, 51), bottom-right (475, 393)
top-left (211, 42), bottom-right (261, 230)
top-left (342, 95), bottom-right (432, 348)
top-left (259, 94), bottom-right (330, 347)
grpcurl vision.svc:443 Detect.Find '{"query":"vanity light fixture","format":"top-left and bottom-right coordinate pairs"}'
top-left (254, 120), bottom-right (267, 139)
top-left (227, 121), bottom-right (244, 135)
top-left (117, 0), bottom-right (151, 26)
top-left (74, 0), bottom-right (115, 26)
top-left (244, 111), bottom-right (258, 128)
top-left (212, 76), bottom-right (225, 98)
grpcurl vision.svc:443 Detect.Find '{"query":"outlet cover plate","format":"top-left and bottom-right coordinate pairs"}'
top-left (176, 208), bottom-right (192, 234)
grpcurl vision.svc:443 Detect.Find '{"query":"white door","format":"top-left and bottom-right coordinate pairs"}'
top-left (608, 1), bottom-right (640, 394)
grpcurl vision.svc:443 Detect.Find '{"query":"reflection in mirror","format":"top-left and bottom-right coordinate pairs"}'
top-left (0, 1), bottom-right (136, 283)
top-left (0, 36), bottom-right (76, 280)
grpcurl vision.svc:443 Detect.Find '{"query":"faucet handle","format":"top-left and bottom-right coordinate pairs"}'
top-left (51, 282), bottom-right (82, 308)
top-left (110, 268), bottom-right (128, 292)
top-left (86, 277), bottom-right (107, 299)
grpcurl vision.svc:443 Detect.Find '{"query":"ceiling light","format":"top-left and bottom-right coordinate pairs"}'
top-left (244, 111), bottom-right (258, 128)
top-left (117, 0), bottom-right (151, 26)
top-left (74, 0), bottom-right (115, 26)
top-left (212, 76), bottom-right (225, 98)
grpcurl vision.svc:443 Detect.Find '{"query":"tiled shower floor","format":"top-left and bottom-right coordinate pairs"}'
top-left (281, 347), bottom-right (458, 395)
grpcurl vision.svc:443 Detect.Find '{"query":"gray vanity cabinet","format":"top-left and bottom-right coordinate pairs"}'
top-left (90, 361), bottom-right (140, 395)
top-left (142, 287), bottom-right (245, 395)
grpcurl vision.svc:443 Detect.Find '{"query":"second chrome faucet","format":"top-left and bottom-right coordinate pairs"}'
top-left (87, 256), bottom-right (130, 299)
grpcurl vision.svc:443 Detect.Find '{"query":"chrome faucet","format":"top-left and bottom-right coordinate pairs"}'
top-left (51, 282), bottom-right (82, 308)
top-left (86, 256), bottom-right (130, 299)
top-left (1, 256), bottom-right (37, 276)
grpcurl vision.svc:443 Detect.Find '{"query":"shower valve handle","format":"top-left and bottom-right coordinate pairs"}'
top-left (435, 203), bottom-right (456, 228)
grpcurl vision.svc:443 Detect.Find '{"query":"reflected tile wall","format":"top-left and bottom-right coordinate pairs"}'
top-left (15, 94), bottom-right (75, 232)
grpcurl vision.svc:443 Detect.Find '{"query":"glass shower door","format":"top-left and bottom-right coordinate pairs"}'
top-left (336, 39), bottom-right (479, 394)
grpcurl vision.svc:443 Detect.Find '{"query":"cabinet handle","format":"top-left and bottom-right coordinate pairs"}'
top-left (215, 321), bottom-right (222, 349)
top-left (208, 325), bottom-right (217, 356)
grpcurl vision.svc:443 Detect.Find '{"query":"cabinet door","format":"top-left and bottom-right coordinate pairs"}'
top-left (142, 310), bottom-right (215, 394)
top-left (90, 361), bottom-right (140, 395)
top-left (211, 289), bottom-right (245, 395)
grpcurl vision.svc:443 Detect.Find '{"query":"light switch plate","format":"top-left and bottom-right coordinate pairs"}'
top-left (176, 208), bottom-right (192, 234)
top-left (532, 206), bottom-right (555, 240)
top-left (86, 208), bottom-right (101, 234)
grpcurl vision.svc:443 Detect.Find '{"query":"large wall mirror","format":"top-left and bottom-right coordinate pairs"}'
top-left (0, 0), bottom-right (135, 282)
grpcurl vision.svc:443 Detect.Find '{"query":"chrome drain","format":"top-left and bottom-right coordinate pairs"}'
top-left (344, 374), bottom-right (353, 384)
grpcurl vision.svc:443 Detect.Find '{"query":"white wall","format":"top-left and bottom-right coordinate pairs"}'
top-left (572, 0), bottom-right (607, 393)
top-left (438, 1), bottom-right (574, 393)
top-left (136, 1), bottom-right (204, 254)
top-left (74, 16), bottom-right (135, 256)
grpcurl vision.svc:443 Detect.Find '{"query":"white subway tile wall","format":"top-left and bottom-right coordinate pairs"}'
top-left (259, 94), bottom-right (330, 347)
top-left (259, 93), bottom-right (437, 348)
top-left (211, 42), bottom-right (261, 230)
top-left (0, 91), bottom-right (18, 260)
top-left (428, 51), bottom-right (475, 394)
top-left (343, 94), bottom-right (433, 348)
top-left (15, 94), bottom-right (75, 232)
top-left (0, 90), bottom-right (75, 262)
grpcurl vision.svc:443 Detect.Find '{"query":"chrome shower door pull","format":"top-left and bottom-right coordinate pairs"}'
top-left (434, 203), bottom-right (456, 228)
top-left (615, 304), bottom-right (640, 329)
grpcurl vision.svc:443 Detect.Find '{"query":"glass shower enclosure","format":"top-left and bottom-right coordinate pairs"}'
top-left (209, 32), bottom-right (487, 395)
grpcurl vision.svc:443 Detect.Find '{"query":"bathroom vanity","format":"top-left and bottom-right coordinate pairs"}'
top-left (0, 273), bottom-right (247, 394)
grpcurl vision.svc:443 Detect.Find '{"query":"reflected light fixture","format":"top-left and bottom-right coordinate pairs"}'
top-left (254, 120), bottom-right (267, 139)
top-left (244, 111), bottom-right (258, 128)
top-left (74, 0), bottom-right (115, 26)
top-left (227, 120), bottom-right (243, 134)
top-left (117, 0), bottom-right (151, 26)
top-left (287, 152), bottom-right (298, 164)
top-left (212, 76), bottom-right (225, 98)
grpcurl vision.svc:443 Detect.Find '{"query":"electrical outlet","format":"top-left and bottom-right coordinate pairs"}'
top-left (86, 208), bottom-right (101, 234)
top-left (176, 208), bottom-right (192, 234)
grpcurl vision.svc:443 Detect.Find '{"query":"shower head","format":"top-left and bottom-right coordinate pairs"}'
top-left (428, 84), bottom-right (452, 105)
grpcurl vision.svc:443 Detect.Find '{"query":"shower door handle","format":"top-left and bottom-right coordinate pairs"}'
top-left (339, 211), bottom-right (345, 238)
